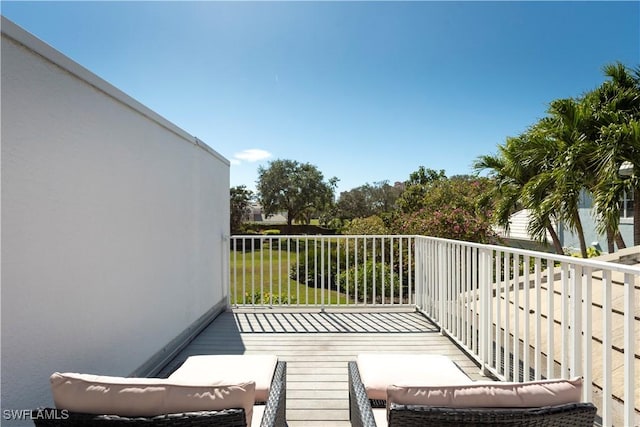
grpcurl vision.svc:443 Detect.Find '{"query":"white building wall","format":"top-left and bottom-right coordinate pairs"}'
top-left (494, 209), bottom-right (553, 242)
top-left (1, 17), bottom-right (230, 420)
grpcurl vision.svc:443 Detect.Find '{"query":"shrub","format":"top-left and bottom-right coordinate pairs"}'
top-left (338, 260), bottom-right (399, 303)
top-left (290, 240), bottom-right (341, 288)
top-left (343, 215), bottom-right (389, 235)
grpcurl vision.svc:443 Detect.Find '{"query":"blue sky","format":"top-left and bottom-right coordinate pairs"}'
top-left (2, 1), bottom-right (638, 195)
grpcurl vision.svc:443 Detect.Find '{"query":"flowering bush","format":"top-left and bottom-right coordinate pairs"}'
top-left (391, 176), bottom-right (495, 243)
top-left (393, 206), bottom-right (495, 243)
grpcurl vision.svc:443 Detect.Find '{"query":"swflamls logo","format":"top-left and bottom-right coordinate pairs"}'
top-left (2, 408), bottom-right (69, 421)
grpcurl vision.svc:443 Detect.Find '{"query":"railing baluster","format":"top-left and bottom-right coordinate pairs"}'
top-left (439, 242), bottom-right (446, 331)
top-left (456, 244), bottom-right (461, 339)
top-left (482, 247), bottom-right (493, 375)
top-left (561, 263), bottom-right (569, 378)
top-left (321, 236), bottom-right (325, 309)
top-left (336, 236), bottom-right (341, 308)
top-left (372, 237), bottom-right (377, 305)
top-left (495, 251), bottom-right (502, 376)
top-left (623, 272), bottom-right (635, 427)
top-left (450, 243), bottom-right (455, 335)
top-left (523, 255), bottom-right (530, 381)
top-left (277, 236), bottom-right (282, 304)
top-left (295, 238), bottom-right (300, 307)
top-left (582, 267), bottom-right (592, 403)
top-left (602, 270), bottom-right (612, 426)
top-left (570, 265), bottom-right (582, 380)
top-left (251, 238), bottom-right (256, 306)
top-left (504, 251), bottom-right (510, 379)
top-left (269, 236), bottom-right (273, 306)
top-left (472, 247), bottom-right (478, 355)
top-left (304, 237), bottom-right (315, 305)
top-left (354, 236), bottom-right (359, 304)
top-left (464, 246), bottom-right (470, 349)
top-left (513, 253), bottom-right (520, 381)
top-left (534, 257), bottom-right (542, 380)
top-left (381, 237), bottom-right (385, 306)
top-left (390, 237), bottom-right (395, 306)
top-left (546, 256), bottom-right (554, 379)
top-left (409, 237), bottom-right (413, 305)
top-left (344, 237), bottom-right (349, 304)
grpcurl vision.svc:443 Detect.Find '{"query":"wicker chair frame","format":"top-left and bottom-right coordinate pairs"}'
top-left (32, 361), bottom-right (286, 427)
top-left (348, 361), bottom-right (597, 427)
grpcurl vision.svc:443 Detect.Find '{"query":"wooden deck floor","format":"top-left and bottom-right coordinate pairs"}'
top-left (158, 308), bottom-right (491, 427)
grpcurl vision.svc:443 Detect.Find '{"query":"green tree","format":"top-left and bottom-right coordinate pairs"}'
top-left (396, 167), bottom-right (446, 213)
top-left (589, 63), bottom-right (640, 247)
top-left (532, 99), bottom-right (593, 258)
top-left (475, 130), bottom-right (565, 254)
top-left (256, 159), bottom-right (338, 231)
top-left (230, 185), bottom-right (253, 234)
top-left (336, 181), bottom-right (402, 220)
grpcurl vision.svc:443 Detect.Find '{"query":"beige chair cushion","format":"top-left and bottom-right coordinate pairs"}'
top-left (387, 377), bottom-right (583, 409)
top-left (169, 354), bottom-right (278, 402)
top-left (51, 372), bottom-right (256, 425)
top-left (356, 353), bottom-right (473, 400)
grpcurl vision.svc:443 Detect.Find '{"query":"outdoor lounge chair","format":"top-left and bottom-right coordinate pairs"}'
top-left (33, 356), bottom-right (286, 427)
top-left (348, 355), bottom-right (597, 427)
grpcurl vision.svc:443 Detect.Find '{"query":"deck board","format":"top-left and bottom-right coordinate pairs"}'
top-left (158, 308), bottom-right (491, 426)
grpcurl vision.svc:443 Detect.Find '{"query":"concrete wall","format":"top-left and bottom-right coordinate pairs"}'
top-left (1, 17), bottom-right (230, 420)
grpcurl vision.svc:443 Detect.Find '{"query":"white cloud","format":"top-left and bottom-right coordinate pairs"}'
top-left (229, 158), bottom-right (241, 166)
top-left (233, 148), bottom-right (272, 163)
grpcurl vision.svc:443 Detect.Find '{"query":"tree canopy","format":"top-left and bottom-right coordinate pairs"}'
top-left (336, 181), bottom-right (403, 220)
top-left (230, 185), bottom-right (253, 234)
top-left (256, 159), bottom-right (338, 228)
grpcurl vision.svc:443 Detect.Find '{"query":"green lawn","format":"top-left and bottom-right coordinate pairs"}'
top-left (229, 247), bottom-right (350, 305)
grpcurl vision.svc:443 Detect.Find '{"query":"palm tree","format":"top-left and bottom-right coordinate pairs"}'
top-left (474, 130), bottom-right (564, 254)
top-left (590, 63), bottom-right (640, 246)
top-left (477, 62), bottom-right (639, 255)
top-left (543, 99), bottom-right (598, 257)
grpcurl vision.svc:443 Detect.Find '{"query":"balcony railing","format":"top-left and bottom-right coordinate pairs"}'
top-left (229, 234), bottom-right (639, 426)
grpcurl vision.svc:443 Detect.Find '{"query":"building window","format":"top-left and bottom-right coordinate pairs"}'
top-left (620, 191), bottom-right (634, 218)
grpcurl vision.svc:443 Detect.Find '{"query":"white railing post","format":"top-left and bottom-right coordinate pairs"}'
top-left (561, 263), bottom-right (569, 379)
top-left (534, 258), bottom-right (542, 380)
top-left (623, 273), bottom-right (635, 427)
top-left (320, 236), bottom-right (325, 310)
top-left (414, 237), bottom-right (423, 310)
top-left (523, 255), bottom-right (531, 381)
top-left (476, 249), bottom-right (492, 375)
top-left (602, 270), bottom-right (612, 426)
top-left (546, 256), bottom-right (555, 379)
top-left (581, 268), bottom-right (592, 404)
top-left (439, 241), bottom-right (446, 333)
top-left (570, 265), bottom-right (582, 380)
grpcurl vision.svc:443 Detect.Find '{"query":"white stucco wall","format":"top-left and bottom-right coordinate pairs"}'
top-left (1, 17), bottom-right (230, 421)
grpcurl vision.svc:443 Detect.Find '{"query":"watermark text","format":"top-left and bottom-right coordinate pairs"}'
top-left (3, 408), bottom-right (69, 421)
